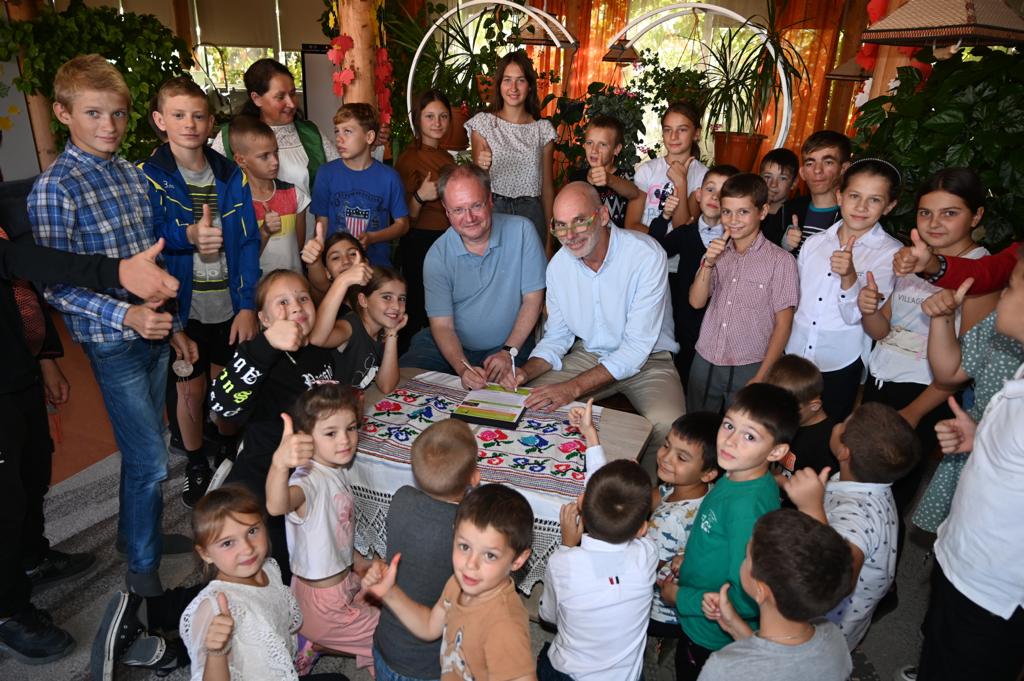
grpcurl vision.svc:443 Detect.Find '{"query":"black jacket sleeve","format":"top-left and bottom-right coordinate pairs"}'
top-left (0, 238), bottom-right (121, 289)
top-left (649, 218), bottom-right (696, 260)
top-left (209, 332), bottom-right (281, 423)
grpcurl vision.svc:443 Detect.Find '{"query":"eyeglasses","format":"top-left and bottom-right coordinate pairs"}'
top-left (445, 202), bottom-right (488, 219)
top-left (550, 211), bottom-right (599, 237)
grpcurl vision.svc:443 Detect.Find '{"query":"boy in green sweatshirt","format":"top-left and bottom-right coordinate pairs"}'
top-left (659, 383), bottom-right (799, 681)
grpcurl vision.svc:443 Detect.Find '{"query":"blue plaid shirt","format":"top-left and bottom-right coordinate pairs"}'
top-left (29, 142), bottom-right (175, 343)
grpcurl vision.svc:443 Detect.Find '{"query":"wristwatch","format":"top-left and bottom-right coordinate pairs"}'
top-left (503, 345), bottom-right (518, 360)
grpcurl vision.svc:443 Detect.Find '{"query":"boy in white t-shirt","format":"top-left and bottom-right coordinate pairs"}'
top-left (783, 401), bottom-right (919, 649)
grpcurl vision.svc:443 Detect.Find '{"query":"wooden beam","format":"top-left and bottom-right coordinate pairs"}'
top-left (171, 0), bottom-right (195, 51)
top-left (338, 0), bottom-right (376, 104)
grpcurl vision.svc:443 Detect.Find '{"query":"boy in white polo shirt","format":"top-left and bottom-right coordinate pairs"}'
top-left (783, 401), bottom-right (919, 650)
top-left (538, 441), bottom-right (657, 681)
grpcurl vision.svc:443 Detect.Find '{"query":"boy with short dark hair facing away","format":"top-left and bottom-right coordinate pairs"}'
top-left (696, 509), bottom-right (854, 681)
top-left (764, 354), bottom-right (838, 478)
top-left (143, 76), bottom-right (261, 508)
top-left (537, 443), bottom-right (657, 681)
top-left (687, 173), bottom-right (799, 414)
top-left (783, 131), bottom-right (851, 255)
top-left (784, 401), bottom-right (919, 650)
top-left (29, 55), bottom-right (197, 597)
top-left (649, 165), bottom-right (739, 386)
top-left (660, 384), bottom-right (798, 680)
top-left (372, 419), bottom-right (482, 680)
top-left (569, 114), bottom-right (641, 229)
top-left (310, 102), bottom-right (409, 270)
top-left (758, 148), bottom-right (799, 247)
top-left (364, 484), bottom-right (537, 681)
top-left (647, 413), bottom-right (722, 671)
top-left (229, 114), bottom-right (310, 274)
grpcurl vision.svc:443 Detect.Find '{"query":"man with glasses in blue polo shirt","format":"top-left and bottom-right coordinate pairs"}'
top-left (399, 163), bottom-right (546, 388)
top-left (506, 181), bottom-right (684, 478)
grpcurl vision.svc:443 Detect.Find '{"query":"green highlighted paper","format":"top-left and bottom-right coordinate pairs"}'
top-left (452, 384), bottom-right (530, 428)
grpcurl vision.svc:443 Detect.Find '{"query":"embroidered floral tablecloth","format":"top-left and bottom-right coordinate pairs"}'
top-left (349, 371), bottom-right (604, 592)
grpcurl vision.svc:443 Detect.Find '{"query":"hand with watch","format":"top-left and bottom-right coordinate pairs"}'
top-left (482, 344), bottom-right (518, 385)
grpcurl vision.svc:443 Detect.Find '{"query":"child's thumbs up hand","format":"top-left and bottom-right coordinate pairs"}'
top-left (189, 203), bottom-right (223, 255)
top-left (704, 236), bottom-right (728, 267)
top-left (935, 396), bottom-right (976, 455)
top-left (587, 164), bottom-right (609, 188)
top-left (301, 222), bottom-right (326, 265)
top-left (893, 228), bottom-right (932, 276)
top-left (363, 553), bottom-right (400, 602)
top-left (784, 215), bottom-right (802, 251)
top-left (712, 583), bottom-right (752, 640)
top-left (661, 192), bottom-right (681, 219)
top-left (921, 277), bottom-right (974, 318)
top-left (263, 210), bottom-right (282, 235)
top-left (858, 271), bottom-right (885, 316)
top-left (204, 592), bottom-right (235, 653)
top-left (782, 466), bottom-right (829, 515)
top-left (417, 171), bottom-right (439, 202)
top-left (272, 413), bottom-right (315, 470)
top-left (830, 236), bottom-right (857, 277)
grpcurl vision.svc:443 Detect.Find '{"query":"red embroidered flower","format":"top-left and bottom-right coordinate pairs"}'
top-left (485, 457), bottom-right (504, 465)
top-left (374, 400), bottom-right (402, 412)
top-left (571, 471), bottom-right (585, 481)
top-left (554, 463), bottom-right (571, 472)
top-left (558, 440), bottom-right (584, 454)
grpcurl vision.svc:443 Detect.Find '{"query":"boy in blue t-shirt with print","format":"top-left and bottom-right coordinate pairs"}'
top-left (311, 103), bottom-right (409, 266)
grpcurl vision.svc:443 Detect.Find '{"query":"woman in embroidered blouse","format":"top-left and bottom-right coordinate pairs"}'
top-left (395, 89), bottom-right (456, 341)
top-left (212, 59), bottom-right (338, 245)
top-left (465, 50), bottom-right (556, 251)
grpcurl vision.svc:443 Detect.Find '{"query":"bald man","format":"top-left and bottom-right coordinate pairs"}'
top-left (508, 182), bottom-right (685, 475)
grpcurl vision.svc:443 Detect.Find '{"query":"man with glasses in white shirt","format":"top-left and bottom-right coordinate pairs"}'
top-left (399, 164), bottom-right (546, 388)
top-left (506, 181), bottom-right (683, 476)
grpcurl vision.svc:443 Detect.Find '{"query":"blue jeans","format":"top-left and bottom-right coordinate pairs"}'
top-left (373, 646), bottom-right (438, 681)
top-left (399, 327), bottom-right (535, 374)
top-left (82, 338), bottom-right (170, 574)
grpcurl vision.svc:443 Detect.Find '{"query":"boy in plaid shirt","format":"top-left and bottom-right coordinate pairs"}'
top-left (687, 173), bottom-right (799, 413)
top-left (29, 55), bottom-right (196, 598)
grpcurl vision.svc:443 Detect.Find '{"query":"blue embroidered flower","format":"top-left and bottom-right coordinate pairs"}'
top-left (513, 457), bottom-right (531, 465)
top-left (528, 464), bottom-right (546, 472)
top-left (519, 435), bottom-right (549, 448)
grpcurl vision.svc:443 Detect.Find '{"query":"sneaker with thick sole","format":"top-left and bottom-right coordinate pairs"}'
top-left (895, 665), bottom-right (918, 681)
top-left (124, 634), bottom-right (187, 677)
top-left (90, 591), bottom-right (146, 681)
top-left (182, 462), bottom-right (212, 508)
top-left (0, 604), bottom-right (75, 665)
top-left (26, 549), bottom-right (96, 590)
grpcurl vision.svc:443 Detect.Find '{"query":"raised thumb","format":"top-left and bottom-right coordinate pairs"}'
top-left (143, 237), bottom-right (165, 259)
top-left (719, 582), bottom-right (731, 601)
top-left (818, 466), bottom-right (832, 485)
top-left (791, 215), bottom-right (799, 228)
top-left (315, 222), bottom-right (325, 243)
top-left (583, 397), bottom-right (594, 420)
top-left (844, 235), bottom-right (856, 252)
top-left (216, 591), bottom-right (229, 615)
top-left (388, 553), bottom-right (402, 574)
top-left (425, 171), bottom-right (435, 182)
top-left (910, 228), bottom-right (925, 249)
top-left (202, 203), bottom-right (212, 223)
top-left (866, 271), bottom-right (877, 290)
top-left (281, 412), bottom-right (294, 435)
top-left (947, 395), bottom-right (967, 418)
top-left (954, 277), bottom-right (974, 304)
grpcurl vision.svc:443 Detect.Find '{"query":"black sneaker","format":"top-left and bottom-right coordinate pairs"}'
top-left (123, 634), bottom-right (188, 677)
top-left (181, 462), bottom-right (212, 509)
top-left (26, 549), bottom-right (96, 590)
top-left (90, 591), bottom-right (145, 681)
top-left (0, 604), bottom-right (75, 665)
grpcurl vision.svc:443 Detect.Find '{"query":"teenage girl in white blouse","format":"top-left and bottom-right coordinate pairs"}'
top-left (465, 50), bottom-right (556, 250)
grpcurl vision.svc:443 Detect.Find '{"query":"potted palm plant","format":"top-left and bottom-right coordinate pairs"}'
top-left (701, 3), bottom-right (808, 170)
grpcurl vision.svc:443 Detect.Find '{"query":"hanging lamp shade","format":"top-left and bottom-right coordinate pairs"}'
top-left (861, 0), bottom-right (1024, 46)
top-left (602, 38), bottom-right (641, 63)
top-left (515, 14), bottom-right (578, 47)
top-left (826, 56), bottom-right (872, 81)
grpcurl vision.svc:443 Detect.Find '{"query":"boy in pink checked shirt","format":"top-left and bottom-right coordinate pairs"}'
top-left (687, 173), bottom-right (799, 413)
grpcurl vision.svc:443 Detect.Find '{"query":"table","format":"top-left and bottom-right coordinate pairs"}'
top-left (350, 369), bottom-right (652, 593)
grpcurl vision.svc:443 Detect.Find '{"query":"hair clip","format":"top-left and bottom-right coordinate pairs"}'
top-left (848, 157), bottom-right (902, 185)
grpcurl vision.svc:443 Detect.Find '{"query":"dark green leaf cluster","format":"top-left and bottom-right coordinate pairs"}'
top-left (853, 48), bottom-right (1024, 249)
top-left (0, 0), bottom-right (193, 162)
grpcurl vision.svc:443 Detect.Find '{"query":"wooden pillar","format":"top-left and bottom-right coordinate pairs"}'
top-left (171, 0), bottom-right (195, 51)
top-left (337, 0), bottom-right (376, 104)
top-left (5, 0), bottom-right (57, 171)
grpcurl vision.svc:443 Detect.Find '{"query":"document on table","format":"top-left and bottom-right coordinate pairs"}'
top-left (452, 384), bottom-right (531, 428)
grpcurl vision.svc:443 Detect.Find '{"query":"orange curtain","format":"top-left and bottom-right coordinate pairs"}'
top-left (757, 0), bottom-right (846, 156)
top-left (525, 0), bottom-right (631, 112)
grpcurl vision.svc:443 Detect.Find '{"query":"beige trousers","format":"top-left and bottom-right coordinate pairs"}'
top-left (528, 342), bottom-right (686, 479)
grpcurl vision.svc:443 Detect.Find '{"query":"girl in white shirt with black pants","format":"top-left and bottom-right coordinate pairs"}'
top-left (786, 159), bottom-right (904, 421)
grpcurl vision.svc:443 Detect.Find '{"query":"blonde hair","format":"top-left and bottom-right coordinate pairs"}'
top-left (53, 54), bottom-right (131, 109)
top-left (192, 484), bottom-right (266, 580)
